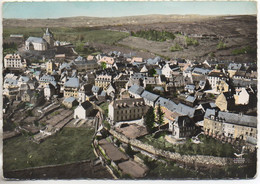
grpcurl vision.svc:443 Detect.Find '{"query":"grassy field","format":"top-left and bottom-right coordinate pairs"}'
top-left (3, 127), bottom-right (96, 171)
top-left (139, 134), bottom-right (236, 157)
top-left (3, 27), bottom-right (129, 45)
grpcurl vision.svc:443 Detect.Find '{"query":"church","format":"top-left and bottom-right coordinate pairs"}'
top-left (25, 28), bottom-right (54, 51)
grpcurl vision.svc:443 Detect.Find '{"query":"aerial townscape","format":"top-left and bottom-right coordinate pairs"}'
top-left (2, 6), bottom-right (257, 180)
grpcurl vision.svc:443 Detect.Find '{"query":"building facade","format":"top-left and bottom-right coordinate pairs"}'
top-left (108, 98), bottom-right (148, 123)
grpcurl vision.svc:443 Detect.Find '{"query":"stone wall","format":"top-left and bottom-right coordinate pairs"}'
top-left (109, 129), bottom-right (234, 167)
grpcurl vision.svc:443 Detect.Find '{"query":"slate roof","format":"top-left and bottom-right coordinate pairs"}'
top-left (204, 109), bottom-right (257, 128)
top-left (111, 98), bottom-right (145, 109)
top-left (155, 68), bottom-right (162, 75)
top-left (34, 71), bottom-right (41, 76)
top-left (92, 86), bottom-right (101, 93)
top-left (185, 84), bottom-right (195, 90)
top-left (153, 86), bottom-right (164, 92)
top-left (80, 101), bottom-right (92, 110)
top-left (192, 67), bottom-right (211, 75)
top-left (39, 75), bottom-right (55, 82)
top-left (208, 71), bottom-right (227, 78)
top-left (155, 97), bottom-right (177, 112)
top-left (185, 96), bottom-right (196, 103)
top-left (141, 90), bottom-right (159, 103)
top-left (100, 90), bottom-right (107, 97)
top-left (59, 63), bottom-right (71, 70)
top-left (64, 96), bottom-right (77, 103)
top-left (19, 76), bottom-right (30, 83)
top-left (26, 37), bottom-right (46, 44)
top-left (128, 85), bottom-right (144, 95)
top-left (65, 77), bottom-right (79, 88)
top-left (232, 79), bottom-right (257, 88)
top-left (228, 63), bottom-right (242, 70)
top-left (146, 56), bottom-right (161, 65)
top-left (175, 103), bottom-right (196, 118)
top-left (175, 116), bottom-right (194, 127)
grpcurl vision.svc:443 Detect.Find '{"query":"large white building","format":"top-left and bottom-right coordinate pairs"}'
top-left (4, 54), bottom-right (26, 68)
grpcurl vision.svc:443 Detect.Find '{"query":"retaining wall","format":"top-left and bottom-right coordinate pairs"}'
top-left (109, 129), bottom-right (234, 167)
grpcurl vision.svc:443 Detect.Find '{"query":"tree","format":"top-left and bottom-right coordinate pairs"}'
top-left (144, 107), bottom-right (155, 133)
top-left (157, 105), bottom-right (164, 128)
top-left (148, 68), bottom-right (156, 77)
top-left (101, 62), bottom-right (107, 69)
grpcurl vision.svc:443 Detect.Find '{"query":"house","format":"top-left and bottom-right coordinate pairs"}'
top-left (184, 95), bottom-right (197, 107)
top-left (215, 92), bottom-right (235, 111)
top-left (46, 60), bottom-right (54, 74)
top-left (63, 97), bottom-right (79, 108)
top-left (108, 98), bottom-right (148, 123)
top-left (92, 85), bottom-right (101, 96)
top-left (161, 63), bottom-right (179, 78)
top-left (4, 54), bottom-right (26, 69)
top-left (44, 83), bottom-right (56, 100)
top-left (155, 97), bottom-right (178, 126)
top-left (184, 84), bottom-right (196, 94)
top-left (140, 65), bottom-right (148, 73)
top-left (64, 77), bottom-right (80, 98)
top-left (98, 56), bottom-right (115, 68)
top-left (74, 101), bottom-right (93, 119)
top-left (106, 84), bottom-right (116, 99)
top-left (155, 97), bottom-right (177, 112)
top-left (3, 74), bottom-right (19, 100)
top-left (170, 116), bottom-right (196, 139)
top-left (203, 109), bottom-right (257, 142)
top-left (114, 74), bottom-right (129, 91)
top-left (216, 80), bottom-right (229, 93)
top-left (207, 71), bottom-right (228, 90)
top-left (70, 56), bottom-right (99, 72)
top-left (192, 67), bottom-right (211, 76)
top-left (95, 74), bottom-right (112, 90)
top-left (128, 85), bottom-right (144, 98)
top-left (227, 63), bottom-right (242, 78)
top-left (141, 90), bottom-right (160, 107)
top-left (234, 88), bottom-right (250, 105)
top-left (21, 89), bottom-right (44, 106)
top-left (131, 57), bottom-right (143, 63)
top-left (146, 56), bottom-right (161, 65)
top-left (39, 75), bottom-right (57, 89)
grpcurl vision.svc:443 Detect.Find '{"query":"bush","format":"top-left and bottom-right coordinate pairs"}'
top-left (217, 41), bottom-right (227, 50)
top-left (170, 43), bottom-right (183, 52)
top-left (185, 36), bottom-right (199, 46)
top-left (232, 46), bottom-right (256, 55)
top-left (131, 30), bottom-right (175, 42)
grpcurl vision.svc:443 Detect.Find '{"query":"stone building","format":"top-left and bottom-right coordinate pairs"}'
top-left (95, 74), bottom-right (112, 90)
top-left (74, 101), bottom-right (93, 119)
top-left (215, 92), bottom-right (235, 111)
top-left (25, 28), bottom-right (54, 51)
top-left (204, 109), bottom-right (257, 142)
top-left (108, 98), bottom-right (148, 123)
top-left (64, 77), bottom-right (80, 98)
top-left (4, 54), bottom-right (26, 69)
top-left (207, 71), bottom-right (228, 90)
top-left (169, 116), bottom-right (196, 139)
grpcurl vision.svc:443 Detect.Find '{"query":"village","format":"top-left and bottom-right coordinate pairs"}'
top-left (3, 28), bottom-right (257, 179)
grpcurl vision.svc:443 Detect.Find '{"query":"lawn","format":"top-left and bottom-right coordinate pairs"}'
top-left (139, 134), bottom-right (237, 157)
top-left (3, 27), bottom-right (129, 45)
top-left (3, 127), bottom-right (96, 171)
top-left (135, 154), bottom-right (200, 179)
top-left (99, 101), bottom-right (109, 118)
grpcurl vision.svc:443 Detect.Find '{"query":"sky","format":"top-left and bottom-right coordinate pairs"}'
top-left (2, 1), bottom-right (257, 19)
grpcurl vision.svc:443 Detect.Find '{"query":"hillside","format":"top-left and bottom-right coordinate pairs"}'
top-left (3, 15), bottom-right (257, 62)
